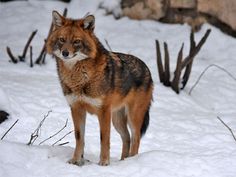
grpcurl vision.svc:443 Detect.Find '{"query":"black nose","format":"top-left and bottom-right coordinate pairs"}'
top-left (62, 50), bottom-right (69, 57)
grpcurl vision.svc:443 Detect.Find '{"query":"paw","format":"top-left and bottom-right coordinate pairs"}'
top-left (98, 159), bottom-right (110, 166)
top-left (68, 158), bottom-right (85, 166)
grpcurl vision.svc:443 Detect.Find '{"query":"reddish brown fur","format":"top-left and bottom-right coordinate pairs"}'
top-left (46, 11), bottom-right (153, 166)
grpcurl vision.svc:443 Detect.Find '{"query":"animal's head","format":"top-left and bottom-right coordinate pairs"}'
top-left (46, 11), bottom-right (97, 62)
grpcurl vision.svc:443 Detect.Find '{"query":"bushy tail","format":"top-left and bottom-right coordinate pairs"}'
top-left (141, 105), bottom-right (150, 137)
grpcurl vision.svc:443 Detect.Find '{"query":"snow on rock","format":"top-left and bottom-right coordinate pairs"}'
top-left (99, 0), bottom-right (122, 18)
top-left (0, 0), bottom-right (236, 177)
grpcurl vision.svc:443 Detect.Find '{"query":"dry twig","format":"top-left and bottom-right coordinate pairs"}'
top-left (52, 130), bottom-right (73, 146)
top-left (189, 64), bottom-right (236, 95)
top-left (217, 116), bottom-right (236, 142)
top-left (6, 30), bottom-right (37, 64)
top-left (30, 46), bottom-right (33, 67)
top-left (105, 39), bottom-right (112, 51)
top-left (39, 118), bottom-right (68, 145)
top-left (18, 30), bottom-right (37, 61)
top-left (27, 110), bottom-right (52, 145)
top-left (155, 40), bottom-right (164, 83)
top-left (6, 47), bottom-right (18, 63)
top-left (1, 119), bottom-right (19, 140)
top-left (58, 141), bottom-right (69, 146)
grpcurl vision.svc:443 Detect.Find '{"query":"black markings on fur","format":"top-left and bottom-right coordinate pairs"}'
top-left (82, 85), bottom-right (89, 95)
top-left (118, 60), bottom-right (134, 95)
top-left (73, 38), bottom-right (91, 56)
top-left (97, 40), bottom-right (109, 56)
top-left (81, 40), bottom-right (91, 55)
top-left (63, 84), bottom-right (72, 95)
top-left (54, 40), bottom-right (63, 51)
top-left (76, 131), bottom-right (80, 140)
top-left (113, 53), bottom-right (153, 95)
top-left (71, 20), bottom-right (76, 26)
top-left (105, 57), bottom-right (116, 90)
top-left (100, 131), bottom-right (103, 142)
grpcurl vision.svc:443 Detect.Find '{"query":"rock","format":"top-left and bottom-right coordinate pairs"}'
top-left (120, 0), bottom-right (236, 36)
top-left (0, 110), bottom-right (9, 124)
top-left (198, 0), bottom-right (236, 30)
top-left (122, 0), bottom-right (166, 20)
top-left (170, 0), bottom-right (196, 9)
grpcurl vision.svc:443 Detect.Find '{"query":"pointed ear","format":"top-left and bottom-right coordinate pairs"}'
top-left (52, 10), bottom-right (65, 27)
top-left (83, 15), bottom-right (95, 31)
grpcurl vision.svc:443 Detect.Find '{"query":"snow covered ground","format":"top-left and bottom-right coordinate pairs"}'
top-left (0, 0), bottom-right (236, 177)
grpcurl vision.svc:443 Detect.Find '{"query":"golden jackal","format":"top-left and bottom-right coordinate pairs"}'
top-left (46, 11), bottom-right (153, 166)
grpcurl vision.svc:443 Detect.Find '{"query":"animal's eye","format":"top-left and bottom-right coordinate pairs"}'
top-left (73, 40), bottom-right (81, 46)
top-left (59, 37), bottom-right (65, 43)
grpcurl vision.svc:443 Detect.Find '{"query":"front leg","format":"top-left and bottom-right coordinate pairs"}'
top-left (68, 104), bottom-right (86, 166)
top-left (98, 107), bottom-right (111, 166)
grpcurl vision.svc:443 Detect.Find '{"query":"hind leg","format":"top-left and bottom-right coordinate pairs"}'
top-left (127, 88), bottom-right (152, 156)
top-left (127, 100), bottom-right (150, 156)
top-left (128, 107), bottom-right (143, 157)
top-left (112, 108), bottom-right (130, 160)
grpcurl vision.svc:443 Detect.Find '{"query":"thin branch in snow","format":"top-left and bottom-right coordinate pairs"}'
top-left (39, 118), bottom-right (68, 145)
top-left (30, 46), bottom-right (33, 67)
top-left (1, 119), bottom-right (19, 140)
top-left (217, 116), bottom-right (236, 142)
top-left (63, 7), bottom-right (68, 17)
top-left (6, 47), bottom-right (18, 63)
top-left (105, 39), bottom-right (112, 51)
top-left (189, 64), bottom-right (236, 95)
top-left (27, 110), bottom-right (52, 146)
top-left (58, 141), bottom-right (69, 146)
top-left (18, 30), bottom-right (37, 61)
top-left (52, 130), bottom-right (73, 146)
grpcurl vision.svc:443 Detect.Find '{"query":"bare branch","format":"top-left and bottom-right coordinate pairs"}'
top-left (163, 42), bottom-right (170, 86)
top-left (52, 130), bottom-right (73, 146)
top-left (181, 30), bottom-right (195, 89)
top-left (171, 43), bottom-right (184, 94)
top-left (30, 46), bottom-right (33, 67)
top-left (1, 119), bottom-right (19, 140)
top-left (155, 29), bottom-right (211, 94)
top-left (105, 39), bottom-right (112, 51)
top-left (63, 7), bottom-right (68, 17)
top-left (217, 116), bottom-right (236, 142)
top-left (189, 64), bottom-right (236, 95)
top-left (6, 47), bottom-right (18, 63)
top-left (35, 43), bottom-right (46, 65)
top-left (58, 141), bottom-right (69, 146)
top-left (27, 110), bottom-right (52, 145)
top-left (18, 30), bottom-right (37, 61)
top-left (181, 29), bottom-right (211, 69)
top-left (39, 118), bottom-right (68, 145)
top-left (42, 50), bottom-right (47, 64)
top-left (155, 40), bottom-right (164, 83)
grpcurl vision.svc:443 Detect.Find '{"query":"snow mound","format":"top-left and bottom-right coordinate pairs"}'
top-left (1, 141), bottom-right (236, 177)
